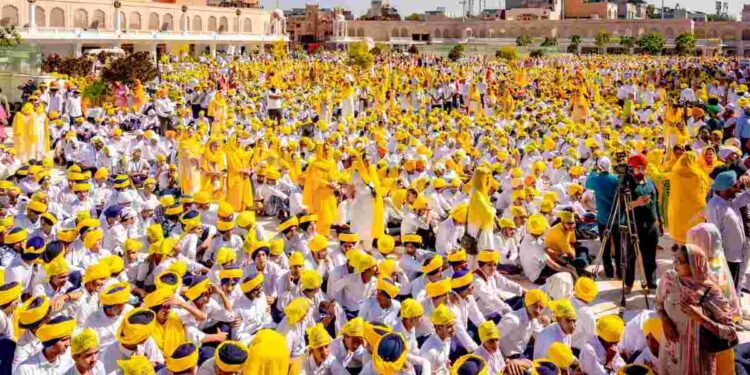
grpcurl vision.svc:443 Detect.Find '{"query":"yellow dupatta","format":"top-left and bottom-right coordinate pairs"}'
top-left (151, 311), bottom-right (186, 357)
top-left (468, 167), bottom-right (495, 231)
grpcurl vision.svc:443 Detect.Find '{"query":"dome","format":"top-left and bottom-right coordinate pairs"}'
top-left (271, 9), bottom-right (286, 19)
top-left (335, 13), bottom-right (346, 22)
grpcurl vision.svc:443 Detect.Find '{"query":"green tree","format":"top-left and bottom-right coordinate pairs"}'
top-left (448, 44), bottom-right (464, 61)
top-left (495, 46), bottom-right (518, 60)
top-left (405, 13), bottom-right (423, 21)
top-left (540, 37), bottom-right (557, 47)
top-left (638, 32), bottom-right (665, 55)
top-left (570, 35), bottom-right (581, 45)
top-left (271, 40), bottom-right (287, 60)
top-left (516, 35), bottom-right (532, 47)
top-left (348, 42), bottom-right (373, 68)
top-left (407, 44), bottom-right (419, 54)
top-left (594, 31), bottom-right (610, 53)
top-left (675, 32), bottom-right (696, 56)
top-left (646, 4), bottom-right (656, 19)
top-left (0, 25), bottom-right (21, 47)
top-left (620, 36), bottom-right (636, 53)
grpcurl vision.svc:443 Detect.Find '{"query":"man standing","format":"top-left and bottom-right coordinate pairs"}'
top-left (585, 157), bottom-right (621, 279)
top-left (624, 154), bottom-right (662, 291)
top-left (706, 170), bottom-right (750, 287)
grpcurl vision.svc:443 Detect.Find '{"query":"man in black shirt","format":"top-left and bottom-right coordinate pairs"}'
top-left (625, 154), bottom-right (662, 291)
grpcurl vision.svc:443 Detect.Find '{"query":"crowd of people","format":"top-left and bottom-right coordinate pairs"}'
top-left (0, 51), bottom-right (749, 374)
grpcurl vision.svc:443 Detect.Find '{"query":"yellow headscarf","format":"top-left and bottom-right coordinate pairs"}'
top-left (245, 329), bottom-right (290, 375)
top-left (468, 166), bottom-right (495, 231)
top-left (668, 151), bottom-right (709, 245)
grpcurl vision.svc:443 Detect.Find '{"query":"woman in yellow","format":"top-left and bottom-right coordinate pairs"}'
top-left (303, 142), bottom-right (338, 238)
top-left (350, 152), bottom-right (385, 251)
top-left (33, 102), bottom-right (50, 161)
top-left (207, 92), bottom-right (228, 130)
top-left (200, 138), bottom-right (227, 201)
top-left (224, 134), bottom-right (254, 212)
top-left (570, 89), bottom-right (590, 124)
top-left (698, 145), bottom-right (723, 176)
top-left (12, 102), bottom-right (36, 163)
top-left (246, 329), bottom-right (289, 375)
top-left (467, 166), bottom-right (496, 250)
top-left (668, 151), bottom-right (710, 245)
top-left (177, 128), bottom-right (203, 195)
top-left (131, 79), bottom-right (147, 111)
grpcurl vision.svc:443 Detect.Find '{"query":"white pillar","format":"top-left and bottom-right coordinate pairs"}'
top-left (210, 43), bottom-right (217, 58)
top-left (114, 12), bottom-right (121, 31)
top-left (28, 0), bottom-right (36, 31)
top-left (182, 14), bottom-right (188, 33)
top-left (74, 42), bottom-right (82, 57)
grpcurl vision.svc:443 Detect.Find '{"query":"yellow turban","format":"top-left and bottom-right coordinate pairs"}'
top-left (509, 205), bottom-right (527, 218)
top-left (376, 277), bottom-right (400, 299)
top-left (277, 216), bottom-right (299, 232)
top-left (166, 343), bottom-right (199, 373)
top-left (373, 333), bottom-right (408, 374)
top-left (218, 268), bottom-right (243, 281)
top-left (377, 235), bottom-right (395, 255)
top-left (214, 341), bottom-right (248, 373)
top-left (574, 277), bottom-right (598, 303)
top-left (400, 298), bottom-right (424, 319)
top-left (401, 234), bottom-right (422, 245)
top-left (83, 228), bottom-right (104, 249)
top-left (241, 273), bottom-right (264, 293)
top-left (57, 228), bottom-right (77, 243)
top-left (426, 278), bottom-right (451, 298)
top-left (524, 289), bottom-right (548, 307)
top-left (452, 354), bottom-right (488, 375)
top-left (18, 296), bottom-right (50, 328)
top-left (83, 263), bottom-right (110, 284)
top-left (477, 250), bottom-right (500, 264)
top-left (45, 257), bottom-right (70, 277)
top-left (269, 238), bottom-right (284, 256)
top-left (147, 224), bottom-right (164, 243)
top-left (100, 282), bottom-right (131, 306)
top-left (309, 234), bottom-right (329, 253)
top-left (118, 355), bottom-right (155, 375)
top-left (300, 269), bottom-right (323, 291)
top-left (36, 316), bottom-right (76, 343)
top-left (306, 323), bottom-right (332, 349)
top-left (215, 247), bottom-right (237, 266)
top-left (527, 214), bottom-right (549, 236)
top-left (643, 317), bottom-right (663, 343)
top-left (364, 322), bottom-right (392, 349)
top-left (450, 271), bottom-right (473, 290)
top-left (288, 251), bottom-right (304, 267)
top-left (550, 298), bottom-right (577, 320)
top-left (246, 330), bottom-right (290, 375)
top-left (284, 297), bottom-right (310, 324)
top-left (117, 308), bottom-right (156, 346)
top-left (430, 304), bottom-right (455, 326)
top-left (184, 277), bottom-right (210, 301)
top-left (546, 342), bottom-right (574, 369)
top-left (557, 211), bottom-right (575, 224)
top-left (102, 255), bottom-right (124, 274)
top-left (421, 255), bottom-right (443, 274)
top-left (339, 232), bottom-right (359, 243)
top-left (71, 328), bottom-right (99, 355)
top-left (478, 320), bottom-right (499, 343)
top-left (0, 282), bottom-right (22, 306)
top-left (341, 317), bottom-right (365, 337)
top-left (143, 287), bottom-right (173, 308)
top-left (355, 253), bottom-right (376, 273)
top-left (596, 315), bottom-right (625, 343)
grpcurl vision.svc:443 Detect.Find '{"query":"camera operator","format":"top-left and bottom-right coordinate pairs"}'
top-left (585, 156), bottom-right (621, 279)
top-left (624, 154), bottom-right (662, 291)
top-left (706, 170), bottom-right (750, 287)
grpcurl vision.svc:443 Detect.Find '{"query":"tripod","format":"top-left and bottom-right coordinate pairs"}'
top-left (591, 183), bottom-right (651, 308)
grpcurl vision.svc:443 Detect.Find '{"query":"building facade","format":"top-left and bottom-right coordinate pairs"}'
top-left (0, 0), bottom-right (287, 57)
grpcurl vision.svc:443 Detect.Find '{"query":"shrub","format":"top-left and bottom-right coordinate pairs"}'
top-left (495, 46), bottom-right (518, 60)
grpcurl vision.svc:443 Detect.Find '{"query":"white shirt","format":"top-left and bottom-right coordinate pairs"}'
top-left (83, 307), bottom-right (133, 347)
top-left (302, 354), bottom-right (348, 375)
top-left (472, 270), bottom-right (520, 318)
top-left (571, 298), bottom-right (597, 350)
top-left (475, 345), bottom-right (506, 375)
top-left (419, 334), bottom-right (450, 375)
top-left (63, 361), bottom-right (106, 375)
top-left (100, 338), bottom-right (165, 375)
top-left (449, 294), bottom-right (484, 353)
top-left (330, 337), bottom-right (367, 369)
top-left (277, 318), bottom-right (306, 359)
top-left (617, 310), bottom-right (657, 358)
top-left (233, 294), bottom-right (274, 344)
top-left (519, 235), bottom-right (548, 283)
top-left (14, 330), bottom-right (42, 370)
top-left (358, 298), bottom-right (401, 326)
top-left (16, 348), bottom-right (75, 375)
top-left (579, 336), bottom-right (625, 375)
top-left (435, 218), bottom-right (463, 255)
top-left (497, 308), bottom-right (543, 357)
top-left (333, 272), bottom-right (376, 312)
top-left (533, 323), bottom-right (572, 360)
top-left (266, 89), bottom-right (282, 110)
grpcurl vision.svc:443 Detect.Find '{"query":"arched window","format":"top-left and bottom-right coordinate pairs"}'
top-left (392, 28), bottom-right (398, 37)
top-left (218, 16), bottom-right (228, 32)
top-left (50, 7), bottom-right (64, 27)
top-left (73, 9), bottom-right (88, 29)
top-left (243, 18), bottom-right (252, 32)
top-left (434, 29), bottom-right (441, 38)
top-left (0, 5), bottom-right (18, 26)
top-left (208, 16), bottom-right (217, 31)
top-left (35, 6), bottom-right (45, 27)
top-left (148, 13), bottom-right (159, 31)
top-left (400, 28), bottom-right (408, 37)
top-left (162, 13), bottom-right (173, 31)
top-left (129, 12), bottom-right (141, 30)
top-left (193, 15), bottom-right (202, 31)
top-left (119, 12), bottom-right (126, 30)
top-left (91, 9), bottom-right (105, 29)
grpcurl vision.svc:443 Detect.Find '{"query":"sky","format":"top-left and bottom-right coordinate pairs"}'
top-left (259, 0), bottom-right (745, 19)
